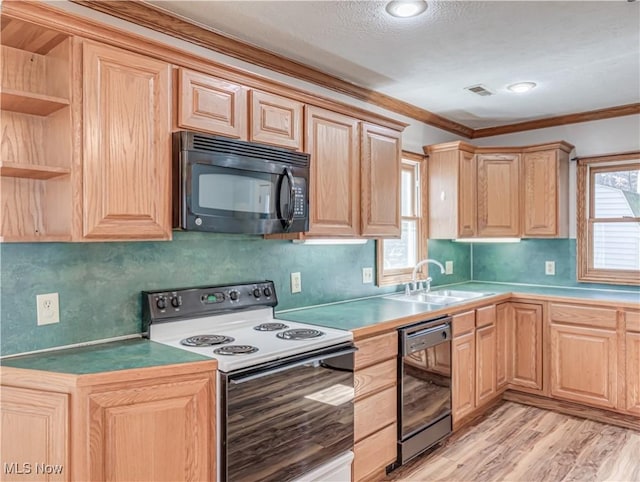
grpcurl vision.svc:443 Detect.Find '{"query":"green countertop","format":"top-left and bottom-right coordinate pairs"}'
top-left (0, 338), bottom-right (211, 375)
top-left (276, 282), bottom-right (640, 333)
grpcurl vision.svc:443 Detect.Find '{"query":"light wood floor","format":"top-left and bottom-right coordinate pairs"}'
top-left (385, 402), bottom-right (640, 482)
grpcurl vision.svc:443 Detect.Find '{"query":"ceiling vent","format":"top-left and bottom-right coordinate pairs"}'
top-left (464, 84), bottom-right (494, 96)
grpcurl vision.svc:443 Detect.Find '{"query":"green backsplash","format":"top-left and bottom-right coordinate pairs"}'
top-left (472, 238), bottom-right (640, 292)
top-left (0, 234), bottom-right (468, 356)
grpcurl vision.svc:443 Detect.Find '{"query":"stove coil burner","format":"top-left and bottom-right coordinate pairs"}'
top-left (253, 322), bottom-right (290, 331)
top-left (180, 335), bottom-right (234, 347)
top-left (277, 328), bottom-right (324, 340)
top-left (213, 345), bottom-right (259, 355)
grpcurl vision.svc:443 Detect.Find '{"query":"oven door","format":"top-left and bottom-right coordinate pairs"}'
top-left (220, 344), bottom-right (355, 482)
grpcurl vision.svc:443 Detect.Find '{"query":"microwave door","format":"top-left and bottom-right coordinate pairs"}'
top-left (278, 167), bottom-right (295, 230)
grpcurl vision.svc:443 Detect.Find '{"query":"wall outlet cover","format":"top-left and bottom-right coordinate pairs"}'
top-left (290, 272), bottom-right (302, 293)
top-left (362, 267), bottom-right (373, 284)
top-left (445, 261), bottom-right (454, 275)
top-left (545, 261), bottom-right (556, 276)
top-left (36, 292), bottom-right (60, 325)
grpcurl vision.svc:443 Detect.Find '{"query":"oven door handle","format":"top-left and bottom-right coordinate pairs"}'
top-left (229, 347), bottom-right (356, 385)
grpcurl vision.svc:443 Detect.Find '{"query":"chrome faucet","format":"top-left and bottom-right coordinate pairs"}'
top-left (411, 259), bottom-right (446, 292)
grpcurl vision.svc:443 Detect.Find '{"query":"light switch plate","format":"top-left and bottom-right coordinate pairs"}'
top-left (362, 267), bottom-right (373, 284)
top-left (445, 261), bottom-right (454, 275)
top-left (291, 272), bottom-right (302, 293)
top-left (37, 293), bottom-right (60, 325)
top-left (545, 261), bottom-right (556, 276)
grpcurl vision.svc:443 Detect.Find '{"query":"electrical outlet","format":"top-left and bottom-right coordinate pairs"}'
top-left (36, 293), bottom-right (60, 325)
top-left (362, 267), bottom-right (373, 284)
top-left (291, 272), bottom-right (302, 293)
top-left (545, 261), bottom-right (556, 276)
top-left (445, 261), bottom-right (454, 275)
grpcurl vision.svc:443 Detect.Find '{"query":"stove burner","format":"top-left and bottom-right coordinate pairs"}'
top-left (277, 328), bottom-right (324, 340)
top-left (213, 345), bottom-right (259, 355)
top-left (180, 335), bottom-right (234, 347)
top-left (254, 322), bottom-right (290, 331)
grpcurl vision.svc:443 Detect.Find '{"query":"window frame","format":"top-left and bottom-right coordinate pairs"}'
top-left (577, 151), bottom-right (640, 285)
top-left (376, 151), bottom-right (428, 286)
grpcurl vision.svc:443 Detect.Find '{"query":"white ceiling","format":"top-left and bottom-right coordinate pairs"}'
top-left (149, 0), bottom-right (640, 129)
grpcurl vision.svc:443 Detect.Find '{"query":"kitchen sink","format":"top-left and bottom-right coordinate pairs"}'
top-left (384, 289), bottom-right (494, 306)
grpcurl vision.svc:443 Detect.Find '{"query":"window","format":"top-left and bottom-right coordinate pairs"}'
top-left (376, 152), bottom-right (427, 286)
top-left (577, 152), bottom-right (640, 285)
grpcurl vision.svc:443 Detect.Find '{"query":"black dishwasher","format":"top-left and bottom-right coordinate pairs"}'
top-left (396, 315), bottom-right (452, 466)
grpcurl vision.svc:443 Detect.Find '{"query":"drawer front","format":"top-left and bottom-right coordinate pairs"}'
top-left (353, 423), bottom-right (396, 482)
top-left (476, 305), bottom-right (496, 328)
top-left (452, 310), bottom-right (475, 337)
top-left (626, 310), bottom-right (640, 333)
top-left (549, 303), bottom-right (617, 329)
top-left (355, 359), bottom-right (396, 399)
top-left (355, 385), bottom-right (397, 442)
top-left (355, 332), bottom-right (397, 369)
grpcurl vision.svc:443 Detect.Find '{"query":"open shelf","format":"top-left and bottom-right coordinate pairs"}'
top-left (0, 234), bottom-right (73, 243)
top-left (0, 18), bottom-right (68, 54)
top-left (0, 162), bottom-right (70, 180)
top-left (1, 90), bottom-right (69, 116)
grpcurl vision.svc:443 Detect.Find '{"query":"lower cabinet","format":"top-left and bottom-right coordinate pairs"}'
top-left (452, 327), bottom-right (476, 422)
top-left (626, 331), bottom-right (640, 415)
top-left (508, 302), bottom-right (543, 391)
top-left (0, 362), bottom-right (217, 481)
top-left (353, 332), bottom-right (397, 481)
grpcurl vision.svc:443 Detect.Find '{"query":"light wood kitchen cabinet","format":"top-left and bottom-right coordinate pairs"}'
top-left (360, 123), bottom-right (402, 237)
top-left (82, 40), bottom-right (171, 240)
top-left (625, 310), bottom-right (640, 415)
top-left (508, 302), bottom-right (543, 391)
top-left (353, 331), bottom-right (397, 481)
top-left (451, 311), bottom-right (476, 422)
top-left (177, 68), bottom-right (247, 139)
top-left (249, 90), bottom-right (303, 150)
top-left (495, 303), bottom-right (509, 389)
top-left (522, 143), bottom-right (572, 237)
top-left (476, 153), bottom-right (520, 237)
top-left (0, 386), bottom-right (68, 481)
top-left (0, 18), bottom-right (74, 242)
top-left (475, 306), bottom-right (497, 407)
top-left (0, 362), bottom-right (217, 482)
top-left (305, 106), bottom-right (361, 237)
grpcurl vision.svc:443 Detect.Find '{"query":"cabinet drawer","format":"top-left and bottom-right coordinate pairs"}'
top-left (353, 422), bottom-right (396, 482)
top-left (476, 305), bottom-right (496, 328)
top-left (355, 385), bottom-right (396, 442)
top-left (452, 311), bottom-right (475, 336)
top-left (355, 359), bottom-right (396, 399)
top-left (549, 303), bottom-right (617, 329)
top-left (626, 310), bottom-right (640, 333)
top-left (355, 332), bottom-right (397, 369)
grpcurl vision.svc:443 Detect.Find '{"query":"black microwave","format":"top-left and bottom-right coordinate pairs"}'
top-left (173, 131), bottom-right (310, 235)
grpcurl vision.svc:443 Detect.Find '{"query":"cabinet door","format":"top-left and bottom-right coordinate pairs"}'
top-left (477, 153), bottom-right (520, 237)
top-left (509, 302), bottom-right (543, 390)
top-left (550, 323), bottom-right (617, 409)
top-left (305, 107), bottom-right (360, 236)
top-left (249, 90), bottom-right (302, 150)
top-left (83, 41), bottom-right (171, 240)
top-left (626, 332), bottom-right (640, 415)
top-left (495, 303), bottom-right (509, 389)
top-left (178, 68), bottom-right (247, 139)
top-left (476, 324), bottom-right (497, 407)
top-left (523, 149), bottom-right (559, 237)
top-left (452, 331), bottom-right (475, 421)
top-left (0, 386), bottom-right (68, 481)
top-left (360, 123), bottom-right (401, 237)
top-left (87, 375), bottom-right (214, 481)
top-left (458, 150), bottom-right (476, 237)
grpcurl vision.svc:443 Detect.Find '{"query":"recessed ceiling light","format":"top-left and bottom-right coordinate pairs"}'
top-left (507, 82), bottom-right (537, 93)
top-left (385, 1), bottom-right (428, 18)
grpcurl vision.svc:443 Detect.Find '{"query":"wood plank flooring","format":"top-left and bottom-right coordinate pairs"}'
top-left (385, 402), bottom-right (640, 482)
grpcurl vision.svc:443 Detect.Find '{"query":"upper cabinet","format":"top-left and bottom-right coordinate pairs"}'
top-left (249, 90), bottom-right (303, 150)
top-left (177, 68), bottom-right (247, 139)
top-left (425, 141), bottom-right (574, 239)
top-left (82, 41), bottom-right (172, 240)
top-left (0, 19), bottom-right (74, 242)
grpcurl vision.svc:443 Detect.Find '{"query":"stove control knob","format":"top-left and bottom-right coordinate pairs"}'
top-left (229, 290), bottom-right (239, 301)
top-left (156, 298), bottom-right (166, 310)
top-left (253, 288), bottom-right (261, 298)
top-left (263, 287), bottom-right (272, 297)
top-left (171, 297), bottom-right (181, 308)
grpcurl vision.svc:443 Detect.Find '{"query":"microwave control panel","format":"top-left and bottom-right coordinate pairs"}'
top-left (293, 185), bottom-right (305, 217)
